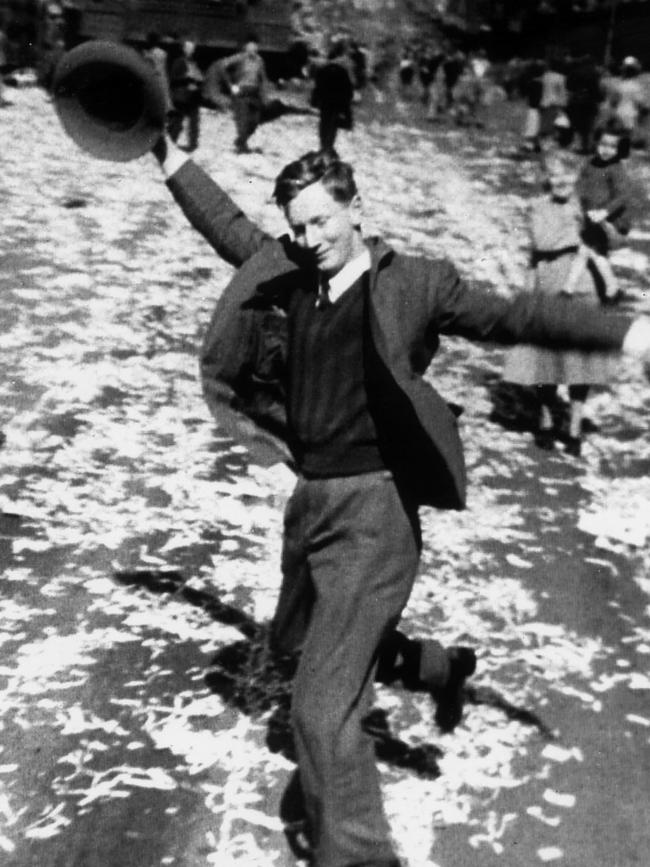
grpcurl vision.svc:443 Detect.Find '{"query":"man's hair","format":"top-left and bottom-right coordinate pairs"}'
top-left (273, 151), bottom-right (358, 209)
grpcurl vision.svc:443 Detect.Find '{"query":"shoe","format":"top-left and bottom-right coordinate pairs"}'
top-left (434, 647), bottom-right (477, 733)
top-left (565, 436), bottom-right (582, 457)
top-left (235, 142), bottom-right (251, 154)
top-left (534, 429), bottom-right (555, 450)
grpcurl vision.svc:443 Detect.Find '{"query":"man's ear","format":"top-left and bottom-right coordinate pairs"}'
top-left (350, 194), bottom-right (363, 229)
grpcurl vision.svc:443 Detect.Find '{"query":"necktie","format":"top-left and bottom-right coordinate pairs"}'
top-left (317, 276), bottom-right (332, 309)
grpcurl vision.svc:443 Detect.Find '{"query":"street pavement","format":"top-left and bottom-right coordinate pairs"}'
top-left (1, 84), bottom-right (650, 867)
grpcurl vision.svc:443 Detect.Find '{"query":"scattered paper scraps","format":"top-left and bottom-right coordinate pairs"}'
top-left (537, 846), bottom-right (564, 862)
top-left (527, 805), bottom-right (562, 827)
top-left (541, 744), bottom-right (583, 764)
top-left (625, 714), bottom-right (650, 727)
top-left (543, 789), bottom-right (576, 809)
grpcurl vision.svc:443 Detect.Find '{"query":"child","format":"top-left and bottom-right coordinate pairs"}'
top-left (503, 150), bottom-right (620, 456)
top-left (574, 124), bottom-right (635, 303)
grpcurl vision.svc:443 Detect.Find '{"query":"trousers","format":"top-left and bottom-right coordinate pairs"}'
top-left (232, 92), bottom-right (263, 149)
top-left (271, 470), bottom-right (444, 867)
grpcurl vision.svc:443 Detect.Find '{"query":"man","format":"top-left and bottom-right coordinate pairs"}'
top-left (152, 140), bottom-right (650, 867)
top-left (310, 42), bottom-right (355, 152)
top-left (142, 31), bottom-right (172, 115)
top-left (566, 54), bottom-right (602, 154)
top-left (168, 39), bottom-right (203, 152)
top-left (218, 33), bottom-right (268, 154)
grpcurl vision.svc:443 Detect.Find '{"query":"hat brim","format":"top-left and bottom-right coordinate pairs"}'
top-left (53, 40), bottom-right (168, 162)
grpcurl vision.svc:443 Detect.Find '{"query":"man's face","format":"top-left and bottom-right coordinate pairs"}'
top-left (245, 41), bottom-right (259, 56)
top-left (285, 181), bottom-right (363, 276)
top-left (596, 133), bottom-right (619, 162)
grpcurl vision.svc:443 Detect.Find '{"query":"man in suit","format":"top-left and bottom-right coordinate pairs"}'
top-left (152, 140), bottom-right (650, 867)
top-left (310, 41), bottom-right (355, 152)
top-left (168, 39), bottom-right (203, 152)
top-left (218, 33), bottom-right (268, 154)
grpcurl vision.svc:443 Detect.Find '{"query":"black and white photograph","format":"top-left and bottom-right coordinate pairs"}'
top-left (1, 2), bottom-right (649, 866)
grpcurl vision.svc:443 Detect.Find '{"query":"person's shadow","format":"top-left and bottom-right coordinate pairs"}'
top-left (487, 374), bottom-right (601, 441)
top-left (114, 567), bottom-right (444, 859)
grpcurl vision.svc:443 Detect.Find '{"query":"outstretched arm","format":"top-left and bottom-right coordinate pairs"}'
top-left (152, 136), bottom-right (277, 268)
top-left (424, 256), bottom-right (650, 368)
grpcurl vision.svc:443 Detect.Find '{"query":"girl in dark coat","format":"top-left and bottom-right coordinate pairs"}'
top-left (575, 125), bottom-right (635, 303)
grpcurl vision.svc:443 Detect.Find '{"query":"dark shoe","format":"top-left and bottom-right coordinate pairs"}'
top-left (434, 647), bottom-right (477, 733)
top-left (235, 142), bottom-right (251, 154)
top-left (565, 436), bottom-right (582, 457)
top-left (534, 428), bottom-right (555, 450)
top-left (280, 770), bottom-right (312, 861)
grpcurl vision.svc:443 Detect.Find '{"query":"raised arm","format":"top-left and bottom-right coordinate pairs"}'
top-left (153, 136), bottom-right (276, 268)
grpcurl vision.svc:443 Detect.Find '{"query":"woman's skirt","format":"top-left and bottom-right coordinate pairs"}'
top-left (503, 344), bottom-right (620, 386)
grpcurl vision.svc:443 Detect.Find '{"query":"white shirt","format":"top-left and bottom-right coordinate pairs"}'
top-left (159, 154), bottom-right (650, 361)
top-left (325, 248), bottom-right (371, 304)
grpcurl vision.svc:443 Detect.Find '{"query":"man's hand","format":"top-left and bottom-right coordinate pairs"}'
top-left (152, 134), bottom-right (190, 178)
top-left (587, 208), bottom-right (608, 223)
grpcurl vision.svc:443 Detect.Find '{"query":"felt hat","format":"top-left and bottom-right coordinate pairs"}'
top-left (52, 40), bottom-right (168, 162)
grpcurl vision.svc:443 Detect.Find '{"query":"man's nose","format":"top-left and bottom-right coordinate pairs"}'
top-left (304, 225), bottom-right (321, 249)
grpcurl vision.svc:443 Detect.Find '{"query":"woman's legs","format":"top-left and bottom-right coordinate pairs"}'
top-left (566, 384), bottom-right (589, 455)
top-left (535, 384), bottom-right (557, 449)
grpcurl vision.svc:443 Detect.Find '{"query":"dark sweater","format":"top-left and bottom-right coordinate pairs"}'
top-left (287, 276), bottom-right (384, 477)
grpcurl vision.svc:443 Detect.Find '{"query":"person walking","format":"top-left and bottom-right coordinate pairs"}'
top-left (566, 54), bottom-right (602, 154)
top-left (151, 138), bottom-right (650, 866)
top-left (142, 31), bottom-right (172, 115)
top-left (538, 59), bottom-right (568, 143)
top-left (442, 47), bottom-right (465, 114)
top-left (521, 59), bottom-right (545, 153)
top-left (168, 39), bottom-right (203, 152)
top-left (218, 33), bottom-right (268, 154)
top-left (606, 56), bottom-right (649, 152)
top-left (310, 41), bottom-right (354, 152)
top-left (503, 150), bottom-right (622, 456)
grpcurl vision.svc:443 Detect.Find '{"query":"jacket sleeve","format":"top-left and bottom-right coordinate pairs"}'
top-left (425, 257), bottom-right (632, 351)
top-left (605, 164), bottom-right (634, 223)
top-left (166, 160), bottom-right (279, 268)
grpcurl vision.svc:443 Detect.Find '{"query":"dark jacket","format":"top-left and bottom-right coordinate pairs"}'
top-left (576, 157), bottom-right (635, 234)
top-left (167, 161), bottom-right (632, 510)
top-left (311, 59), bottom-right (354, 128)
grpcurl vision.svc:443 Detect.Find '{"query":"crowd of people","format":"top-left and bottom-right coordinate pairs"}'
top-left (517, 51), bottom-right (649, 154)
top-left (2, 21), bottom-right (650, 867)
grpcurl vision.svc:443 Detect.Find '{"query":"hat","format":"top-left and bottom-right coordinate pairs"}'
top-left (622, 55), bottom-right (641, 71)
top-left (52, 40), bottom-right (168, 162)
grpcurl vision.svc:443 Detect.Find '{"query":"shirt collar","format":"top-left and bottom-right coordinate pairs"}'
top-left (326, 248), bottom-right (371, 303)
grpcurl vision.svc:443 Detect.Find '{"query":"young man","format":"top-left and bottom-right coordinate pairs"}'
top-left (153, 141), bottom-right (650, 867)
